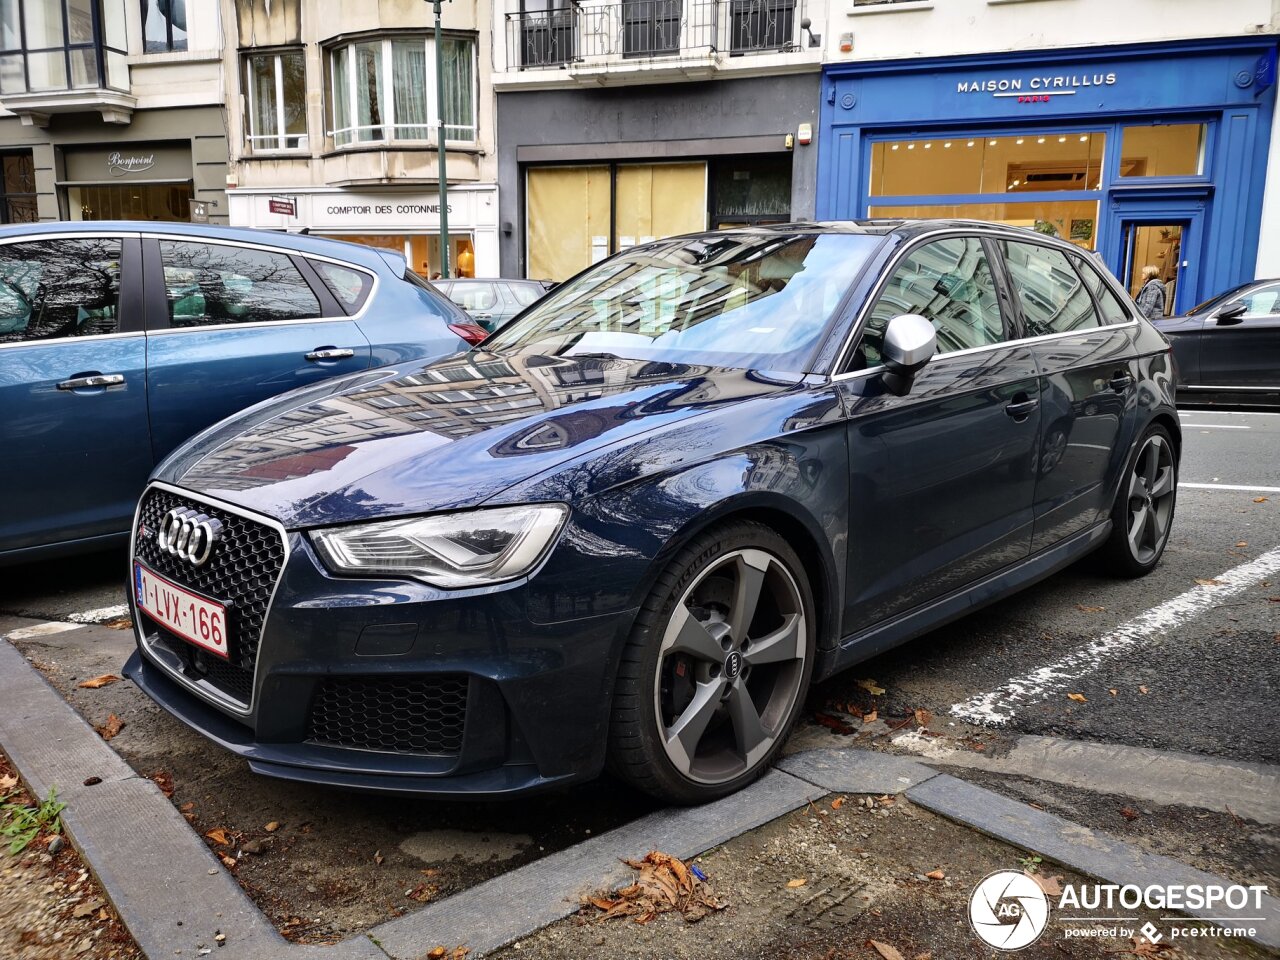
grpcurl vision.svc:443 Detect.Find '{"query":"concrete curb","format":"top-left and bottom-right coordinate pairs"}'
top-left (3, 633), bottom-right (1277, 957)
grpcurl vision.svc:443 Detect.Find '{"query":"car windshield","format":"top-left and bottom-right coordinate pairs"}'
top-left (1187, 282), bottom-right (1253, 316)
top-left (486, 233), bottom-right (882, 371)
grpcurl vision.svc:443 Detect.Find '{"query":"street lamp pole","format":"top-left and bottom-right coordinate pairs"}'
top-left (432, 0), bottom-right (451, 278)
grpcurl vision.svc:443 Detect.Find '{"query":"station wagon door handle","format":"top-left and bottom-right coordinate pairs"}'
top-left (1108, 372), bottom-right (1135, 392)
top-left (305, 347), bottom-right (356, 362)
top-left (471, 312), bottom-right (493, 320)
top-left (57, 374), bottom-right (125, 391)
top-left (1004, 395), bottom-right (1040, 421)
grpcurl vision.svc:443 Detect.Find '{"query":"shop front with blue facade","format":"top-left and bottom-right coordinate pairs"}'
top-left (816, 37), bottom-right (1278, 314)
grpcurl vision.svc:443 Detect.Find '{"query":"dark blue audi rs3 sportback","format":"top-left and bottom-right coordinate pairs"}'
top-left (124, 221), bottom-right (1180, 804)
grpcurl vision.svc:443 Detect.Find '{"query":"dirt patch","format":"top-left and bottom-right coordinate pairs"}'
top-left (490, 795), bottom-right (1272, 960)
top-left (0, 751), bottom-right (141, 960)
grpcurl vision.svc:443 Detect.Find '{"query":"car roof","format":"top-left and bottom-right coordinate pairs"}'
top-left (703, 218), bottom-right (1072, 242)
top-left (0, 220), bottom-right (391, 271)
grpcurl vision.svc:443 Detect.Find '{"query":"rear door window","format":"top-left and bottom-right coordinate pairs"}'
top-left (451, 282), bottom-right (498, 311)
top-left (1069, 254), bottom-right (1132, 325)
top-left (1000, 241), bottom-right (1101, 336)
top-left (508, 283), bottom-right (541, 307)
top-left (857, 235), bottom-right (1006, 367)
top-left (159, 241), bottom-right (321, 328)
top-left (0, 238), bottom-right (122, 343)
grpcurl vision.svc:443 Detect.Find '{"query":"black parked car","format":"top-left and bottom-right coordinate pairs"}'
top-left (1153, 278), bottom-right (1280, 404)
top-left (125, 220), bottom-right (1179, 804)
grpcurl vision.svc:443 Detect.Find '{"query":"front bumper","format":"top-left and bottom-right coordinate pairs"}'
top-left (127, 488), bottom-right (643, 797)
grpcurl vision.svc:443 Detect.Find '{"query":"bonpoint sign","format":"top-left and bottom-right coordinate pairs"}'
top-left (969, 871), bottom-right (1270, 951)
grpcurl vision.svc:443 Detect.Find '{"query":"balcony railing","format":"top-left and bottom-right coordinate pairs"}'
top-left (506, 0), bottom-right (803, 70)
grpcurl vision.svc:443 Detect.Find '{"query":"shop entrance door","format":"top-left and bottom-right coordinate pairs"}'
top-left (1106, 192), bottom-right (1206, 317)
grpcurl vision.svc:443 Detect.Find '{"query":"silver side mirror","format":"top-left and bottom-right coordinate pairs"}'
top-left (881, 313), bottom-right (937, 396)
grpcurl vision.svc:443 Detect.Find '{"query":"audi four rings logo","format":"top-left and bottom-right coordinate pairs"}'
top-left (158, 508), bottom-right (223, 566)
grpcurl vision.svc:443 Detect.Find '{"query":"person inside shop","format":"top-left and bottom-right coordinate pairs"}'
top-left (1135, 265), bottom-right (1168, 320)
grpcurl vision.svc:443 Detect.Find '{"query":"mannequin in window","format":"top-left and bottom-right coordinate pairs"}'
top-left (1135, 265), bottom-right (1167, 320)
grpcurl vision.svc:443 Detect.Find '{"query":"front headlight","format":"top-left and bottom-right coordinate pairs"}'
top-left (310, 504), bottom-right (568, 588)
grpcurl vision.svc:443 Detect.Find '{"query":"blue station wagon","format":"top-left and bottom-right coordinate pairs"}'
top-left (0, 222), bottom-right (477, 563)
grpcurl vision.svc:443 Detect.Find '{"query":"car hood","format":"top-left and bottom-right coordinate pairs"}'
top-left (161, 350), bottom-right (803, 527)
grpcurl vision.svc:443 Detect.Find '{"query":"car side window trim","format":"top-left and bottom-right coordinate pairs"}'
top-left (829, 228), bottom-right (1138, 382)
top-left (140, 235), bottom-right (354, 333)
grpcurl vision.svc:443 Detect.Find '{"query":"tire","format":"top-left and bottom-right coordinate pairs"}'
top-left (607, 521), bottom-right (816, 805)
top-left (1095, 423), bottom-right (1178, 578)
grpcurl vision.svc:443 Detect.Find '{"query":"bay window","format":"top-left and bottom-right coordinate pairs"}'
top-left (328, 35), bottom-right (477, 147)
top-left (245, 50), bottom-right (307, 152)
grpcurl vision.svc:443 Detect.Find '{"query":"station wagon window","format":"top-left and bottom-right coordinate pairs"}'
top-left (855, 236), bottom-right (1005, 368)
top-left (0, 238), bottom-right (121, 344)
top-left (311, 260), bottom-right (372, 313)
top-left (508, 283), bottom-right (541, 307)
top-left (1070, 254), bottom-right (1131, 325)
top-left (1000, 241), bottom-right (1100, 337)
top-left (159, 241), bottom-right (321, 328)
top-left (450, 282), bottom-right (497, 311)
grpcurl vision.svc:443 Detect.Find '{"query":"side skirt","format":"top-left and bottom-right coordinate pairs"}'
top-left (814, 522), bottom-right (1111, 682)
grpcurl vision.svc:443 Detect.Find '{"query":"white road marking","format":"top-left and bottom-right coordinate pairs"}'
top-left (5, 621), bottom-right (85, 641)
top-left (1179, 410), bottom-right (1279, 417)
top-left (67, 604), bottom-right (129, 624)
top-left (1182, 423), bottom-right (1251, 429)
top-left (951, 546), bottom-right (1280, 726)
top-left (1179, 482), bottom-right (1280, 493)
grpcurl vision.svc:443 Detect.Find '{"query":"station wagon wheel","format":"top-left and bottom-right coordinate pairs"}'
top-left (1096, 423), bottom-right (1178, 578)
top-left (608, 522), bottom-right (815, 804)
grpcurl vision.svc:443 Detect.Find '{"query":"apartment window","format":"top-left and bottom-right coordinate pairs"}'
top-left (1, 151), bottom-right (38, 223)
top-left (328, 35), bottom-right (477, 147)
top-left (141, 0), bottom-right (185, 52)
top-left (245, 50), bottom-right (307, 152)
top-left (0, 0), bottom-right (127, 93)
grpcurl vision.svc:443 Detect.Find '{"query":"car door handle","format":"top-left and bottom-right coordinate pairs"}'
top-left (1109, 372), bottom-right (1134, 392)
top-left (471, 312), bottom-right (493, 320)
top-left (57, 374), bottom-right (125, 390)
top-left (1004, 395), bottom-right (1040, 420)
top-left (305, 347), bottom-right (355, 362)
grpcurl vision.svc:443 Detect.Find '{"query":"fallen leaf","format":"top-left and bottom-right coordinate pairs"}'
top-left (1254, 497), bottom-right (1269, 503)
top-left (205, 828), bottom-right (231, 846)
top-left (1138, 685), bottom-right (1149, 695)
top-left (264, 821), bottom-right (280, 833)
top-left (1066, 693), bottom-right (1087, 703)
top-left (912, 954), bottom-right (932, 960)
top-left (913, 707), bottom-right (932, 728)
top-left (408, 883), bottom-right (438, 903)
top-left (1236, 541), bottom-right (1248, 547)
top-left (0, 773), bottom-right (17, 794)
top-left (425, 949), bottom-right (447, 960)
top-left (787, 878), bottom-right (807, 888)
top-left (148, 770), bottom-right (174, 798)
top-left (830, 797), bottom-right (845, 810)
top-left (95, 714), bottom-right (125, 741)
top-left (82, 776), bottom-right (102, 786)
top-left (1076, 604), bottom-right (1105, 613)
top-left (925, 869), bottom-right (944, 880)
top-left (863, 709), bottom-right (879, 724)
top-left (583, 851), bottom-right (725, 924)
top-left (1027, 872), bottom-right (1063, 896)
top-left (452, 950), bottom-right (470, 960)
top-left (1120, 806), bottom-right (1139, 820)
top-left (72, 898), bottom-right (104, 919)
top-left (869, 940), bottom-right (906, 960)
top-left (218, 854), bottom-right (236, 869)
top-left (103, 616), bottom-right (133, 630)
top-left (374, 850), bottom-right (384, 866)
top-left (77, 674), bottom-right (121, 689)
top-left (1108, 688), bottom-right (1118, 696)
top-left (814, 712), bottom-right (857, 736)
top-left (1195, 578), bottom-right (1222, 587)
top-left (857, 678), bottom-right (886, 696)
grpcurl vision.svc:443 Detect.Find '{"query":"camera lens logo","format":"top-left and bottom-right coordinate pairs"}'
top-left (969, 870), bottom-right (1050, 950)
